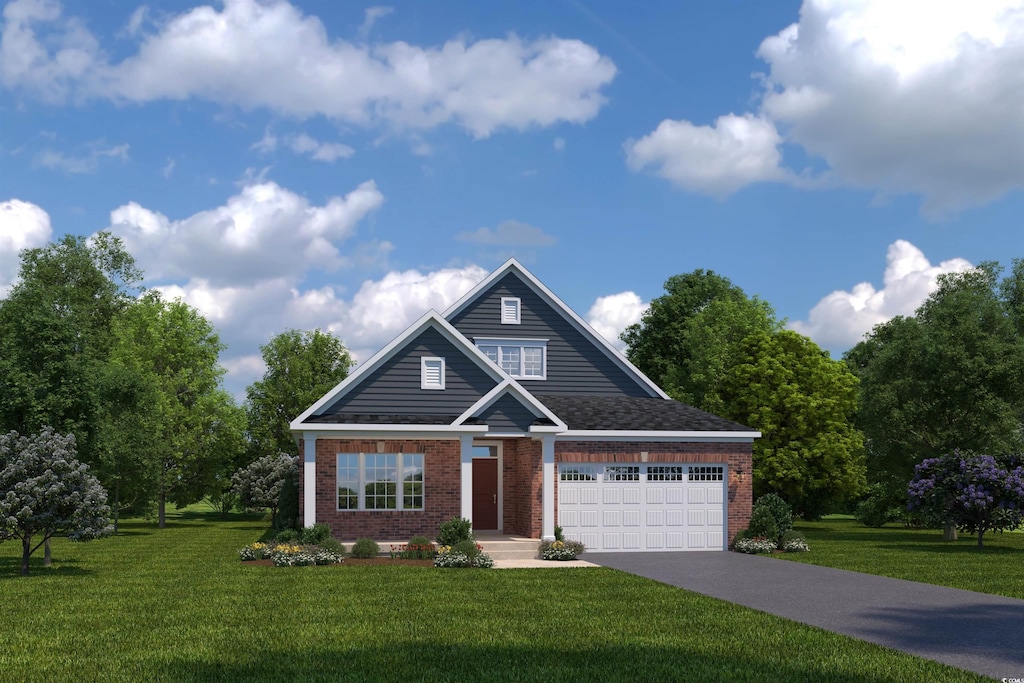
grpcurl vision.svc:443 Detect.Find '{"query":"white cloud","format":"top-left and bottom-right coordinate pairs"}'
top-left (0, 198), bottom-right (53, 295)
top-left (456, 220), bottom-right (557, 247)
top-left (587, 291), bottom-right (648, 351)
top-left (34, 142), bottom-right (130, 174)
top-left (108, 180), bottom-right (384, 286)
top-left (251, 127), bottom-right (278, 154)
top-left (3, 0), bottom-right (616, 138)
top-left (553, 137), bottom-right (565, 152)
top-left (288, 133), bottom-right (354, 162)
top-left (790, 240), bottom-right (973, 349)
top-left (625, 114), bottom-right (788, 197)
top-left (359, 6), bottom-right (393, 40)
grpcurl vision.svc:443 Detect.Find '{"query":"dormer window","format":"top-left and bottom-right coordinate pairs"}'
top-left (421, 357), bottom-right (445, 390)
top-left (501, 297), bottom-right (521, 324)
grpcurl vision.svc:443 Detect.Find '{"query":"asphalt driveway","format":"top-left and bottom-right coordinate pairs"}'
top-left (585, 551), bottom-right (1024, 680)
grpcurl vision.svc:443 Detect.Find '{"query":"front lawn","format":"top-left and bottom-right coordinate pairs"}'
top-left (0, 512), bottom-right (986, 682)
top-left (782, 517), bottom-right (1024, 600)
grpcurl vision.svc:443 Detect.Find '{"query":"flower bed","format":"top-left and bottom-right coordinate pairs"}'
top-left (238, 542), bottom-right (344, 566)
top-left (540, 539), bottom-right (585, 561)
top-left (433, 543), bottom-right (494, 568)
top-left (733, 537), bottom-right (777, 554)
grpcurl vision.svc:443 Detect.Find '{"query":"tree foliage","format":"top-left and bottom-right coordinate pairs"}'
top-left (846, 263), bottom-right (1024, 489)
top-left (0, 427), bottom-right (113, 575)
top-left (719, 331), bottom-right (866, 518)
top-left (231, 453), bottom-right (298, 528)
top-left (908, 452), bottom-right (1024, 548)
top-left (245, 329), bottom-right (353, 458)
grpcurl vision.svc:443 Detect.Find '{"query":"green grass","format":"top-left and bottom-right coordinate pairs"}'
top-left (0, 512), bottom-right (986, 682)
top-left (779, 518), bottom-right (1024, 599)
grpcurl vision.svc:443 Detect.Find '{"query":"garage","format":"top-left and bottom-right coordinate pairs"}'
top-left (557, 463), bottom-right (726, 551)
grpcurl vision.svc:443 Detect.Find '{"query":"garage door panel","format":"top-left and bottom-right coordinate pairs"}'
top-left (647, 509), bottom-right (665, 526)
top-left (602, 488), bottom-right (620, 504)
top-left (667, 532), bottom-right (684, 548)
top-left (688, 532), bottom-right (706, 549)
top-left (688, 509), bottom-right (706, 526)
top-left (559, 487), bottom-right (578, 505)
top-left (580, 510), bottom-right (599, 527)
top-left (580, 488), bottom-right (599, 505)
top-left (646, 532), bottom-right (665, 548)
top-left (623, 510), bottom-right (641, 527)
top-left (623, 488), bottom-right (641, 505)
top-left (708, 531), bottom-right (724, 548)
top-left (688, 488), bottom-right (705, 504)
top-left (708, 487), bottom-right (723, 505)
top-left (646, 487), bottom-right (664, 504)
top-left (667, 509), bottom-right (684, 526)
top-left (560, 510), bottom-right (578, 527)
top-left (667, 488), bottom-right (685, 504)
top-left (603, 510), bottom-right (621, 527)
top-left (623, 533), bottom-right (641, 549)
top-left (708, 509), bottom-right (723, 526)
top-left (602, 532), bottom-right (621, 549)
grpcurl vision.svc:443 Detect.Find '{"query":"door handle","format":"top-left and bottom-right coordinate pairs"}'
top-left (493, 494), bottom-right (497, 504)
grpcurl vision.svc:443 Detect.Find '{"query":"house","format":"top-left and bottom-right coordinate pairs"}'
top-left (290, 259), bottom-right (758, 551)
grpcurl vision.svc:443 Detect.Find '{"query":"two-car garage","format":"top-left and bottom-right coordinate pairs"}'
top-left (557, 463), bottom-right (727, 551)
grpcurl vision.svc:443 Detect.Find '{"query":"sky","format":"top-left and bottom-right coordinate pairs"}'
top-left (1, 0), bottom-right (1022, 399)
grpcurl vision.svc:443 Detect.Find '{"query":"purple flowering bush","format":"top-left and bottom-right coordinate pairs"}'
top-left (907, 451), bottom-right (1024, 548)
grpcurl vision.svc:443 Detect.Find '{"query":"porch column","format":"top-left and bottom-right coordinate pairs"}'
top-left (460, 435), bottom-right (474, 524)
top-left (541, 435), bottom-right (556, 541)
top-left (303, 433), bottom-right (317, 527)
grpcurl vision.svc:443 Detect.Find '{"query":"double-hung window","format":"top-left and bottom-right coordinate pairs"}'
top-left (337, 453), bottom-right (425, 511)
top-left (475, 338), bottom-right (547, 379)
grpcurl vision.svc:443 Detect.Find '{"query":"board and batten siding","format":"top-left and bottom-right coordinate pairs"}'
top-left (475, 393), bottom-right (540, 432)
top-left (318, 327), bottom-right (498, 416)
top-left (449, 273), bottom-right (653, 396)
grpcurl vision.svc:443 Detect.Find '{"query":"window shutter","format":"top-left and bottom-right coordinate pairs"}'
top-left (421, 357), bottom-right (445, 389)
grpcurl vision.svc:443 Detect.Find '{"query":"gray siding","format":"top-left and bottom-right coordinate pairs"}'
top-left (319, 327), bottom-right (497, 417)
top-left (476, 393), bottom-right (539, 432)
top-left (449, 272), bottom-right (653, 396)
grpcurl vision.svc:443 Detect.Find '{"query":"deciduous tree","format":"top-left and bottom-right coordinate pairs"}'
top-left (231, 453), bottom-right (298, 528)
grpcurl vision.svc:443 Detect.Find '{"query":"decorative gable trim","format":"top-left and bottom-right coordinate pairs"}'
top-left (453, 379), bottom-right (567, 431)
top-left (444, 258), bottom-right (670, 399)
top-left (290, 310), bottom-right (506, 429)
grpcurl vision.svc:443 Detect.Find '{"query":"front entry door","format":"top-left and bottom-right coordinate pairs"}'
top-left (472, 458), bottom-right (499, 530)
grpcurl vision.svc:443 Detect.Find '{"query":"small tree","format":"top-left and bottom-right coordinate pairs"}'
top-left (231, 453), bottom-right (297, 527)
top-left (907, 452), bottom-right (1024, 548)
top-left (0, 428), bottom-right (113, 575)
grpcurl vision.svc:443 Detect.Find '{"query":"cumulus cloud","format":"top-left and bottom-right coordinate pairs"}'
top-left (587, 291), bottom-right (649, 351)
top-left (2, 0), bottom-right (616, 138)
top-left (625, 114), bottom-right (788, 197)
top-left (456, 220), bottom-right (557, 247)
top-left (0, 198), bottom-right (53, 295)
top-left (627, 0), bottom-right (1024, 210)
top-left (790, 240), bottom-right (973, 350)
top-left (107, 180), bottom-right (384, 286)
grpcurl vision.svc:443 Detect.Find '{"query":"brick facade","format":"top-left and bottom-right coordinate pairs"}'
top-left (301, 436), bottom-right (753, 546)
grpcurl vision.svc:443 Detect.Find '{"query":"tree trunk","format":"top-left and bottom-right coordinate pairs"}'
top-left (977, 529), bottom-right (985, 549)
top-left (44, 538), bottom-right (51, 567)
top-left (942, 521), bottom-right (958, 541)
top-left (21, 535), bottom-right (31, 576)
top-left (159, 491), bottom-right (166, 529)
top-left (113, 477), bottom-right (120, 535)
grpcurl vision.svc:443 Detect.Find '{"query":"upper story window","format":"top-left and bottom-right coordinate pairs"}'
top-left (500, 297), bottom-right (521, 324)
top-left (476, 338), bottom-right (547, 380)
top-left (420, 357), bottom-right (445, 390)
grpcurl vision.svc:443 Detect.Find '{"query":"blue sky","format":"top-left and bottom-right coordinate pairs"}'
top-left (2, 0), bottom-right (1021, 398)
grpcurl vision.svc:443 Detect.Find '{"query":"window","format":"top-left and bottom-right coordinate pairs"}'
top-left (476, 338), bottom-right (547, 379)
top-left (605, 465), bottom-right (640, 482)
top-left (647, 466), bottom-right (685, 481)
top-left (560, 465), bottom-right (599, 481)
top-left (688, 466), bottom-right (723, 482)
top-left (421, 357), bottom-right (445, 390)
top-left (500, 297), bottom-right (521, 324)
top-left (336, 453), bottom-right (425, 511)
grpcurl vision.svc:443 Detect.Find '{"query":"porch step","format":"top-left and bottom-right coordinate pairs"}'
top-left (476, 538), bottom-right (541, 561)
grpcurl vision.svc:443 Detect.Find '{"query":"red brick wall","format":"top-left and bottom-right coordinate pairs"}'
top-left (555, 440), bottom-right (753, 544)
top-left (498, 438), bottom-right (542, 538)
top-left (298, 438), bottom-right (461, 541)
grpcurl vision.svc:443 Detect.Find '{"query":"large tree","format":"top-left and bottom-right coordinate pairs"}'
top-left (719, 330), bottom-right (866, 518)
top-left (846, 263), bottom-right (1024, 490)
top-left (0, 428), bottom-right (113, 575)
top-left (112, 291), bottom-right (244, 527)
top-left (245, 329), bottom-right (353, 458)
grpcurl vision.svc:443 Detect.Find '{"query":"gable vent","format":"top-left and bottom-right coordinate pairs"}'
top-left (501, 297), bottom-right (521, 324)
top-left (421, 357), bottom-right (445, 390)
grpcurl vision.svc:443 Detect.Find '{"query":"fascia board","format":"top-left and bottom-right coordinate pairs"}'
top-left (452, 378), bottom-right (567, 430)
top-left (557, 430), bottom-right (761, 441)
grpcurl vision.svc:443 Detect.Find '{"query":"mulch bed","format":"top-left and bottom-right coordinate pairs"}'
top-left (242, 557), bottom-right (434, 567)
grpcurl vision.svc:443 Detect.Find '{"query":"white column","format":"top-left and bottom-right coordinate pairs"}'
top-left (303, 433), bottom-right (317, 527)
top-left (460, 435), bottom-right (474, 523)
top-left (541, 436), bottom-right (556, 541)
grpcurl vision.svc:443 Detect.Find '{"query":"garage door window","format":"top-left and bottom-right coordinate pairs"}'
top-left (647, 466), bottom-right (684, 481)
top-left (560, 465), bottom-right (599, 481)
top-left (688, 466), bottom-right (723, 481)
top-left (605, 465), bottom-right (639, 481)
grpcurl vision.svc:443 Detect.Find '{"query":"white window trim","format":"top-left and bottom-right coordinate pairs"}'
top-left (500, 297), bottom-right (521, 324)
top-left (420, 356), bottom-right (445, 390)
top-left (474, 338), bottom-right (548, 380)
top-left (336, 452), bottom-right (425, 511)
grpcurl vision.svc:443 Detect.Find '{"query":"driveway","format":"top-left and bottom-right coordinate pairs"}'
top-left (585, 551), bottom-right (1024, 680)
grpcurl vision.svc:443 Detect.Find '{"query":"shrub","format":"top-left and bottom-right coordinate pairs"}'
top-left (238, 542), bottom-right (270, 561)
top-left (350, 538), bottom-right (380, 559)
top-left (733, 537), bottom-right (777, 554)
top-left (299, 522), bottom-right (332, 545)
top-left (731, 528), bottom-right (753, 545)
top-left (753, 494), bottom-right (793, 537)
top-left (452, 539), bottom-right (481, 559)
top-left (274, 529), bottom-right (298, 542)
top-left (319, 537), bottom-right (345, 555)
top-left (433, 544), bottom-right (493, 568)
top-left (554, 525), bottom-right (564, 541)
top-left (746, 506), bottom-right (779, 542)
top-left (437, 517), bottom-right (474, 546)
top-left (276, 471), bottom-right (299, 531)
top-left (781, 533), bottom-right (810, 553)
top-left (540, 539), bottom-right (585, 561)
top-left (854, 483), bottom-right (899, 528)
top-left (399, 536), bottom-right (435, 559)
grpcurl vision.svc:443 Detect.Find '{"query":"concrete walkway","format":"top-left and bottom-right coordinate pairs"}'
top-left (584, 551), bottom-right (1024, 680)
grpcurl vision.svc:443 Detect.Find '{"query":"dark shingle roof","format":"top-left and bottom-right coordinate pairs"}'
top-left (305, 414), bottom-right (458, 425)
top-left (535, 395), bottom-right (753, 432)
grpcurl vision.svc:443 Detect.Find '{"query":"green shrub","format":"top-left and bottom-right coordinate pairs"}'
top-left (452, 539), bottom-right (481, 559)
top-left (746, 506), bottom-right (779, 542)
top-left (318, 537), bottom-right (345, 555)
top-left (274, 529), bottom-right (298, 543)
top-left (731, 528), bottom-right (752, 546)
top-left (554, 525), bottom-right (564, 541)
top-left (275, 472), bottom-right (299, 531)
top-left (780, 531), bottom-right (810, 553)
top-left (299, 522), bottom-right (332, 545)
top-left (394, 537), bottom-right (435, 559)
top-left (855, 484), bottom-right (898, 527)
top-left (753, 494), bottom-right (793, 537)
top-left (437, 517), bottom-right (474, 546)
top-left (734, 537), bottom-right (777, 554)
top-left (350, 538), bottom-right (380, 559)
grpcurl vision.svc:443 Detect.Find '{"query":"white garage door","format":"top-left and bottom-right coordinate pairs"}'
top-left (557, 464), bottom-right (726, 552)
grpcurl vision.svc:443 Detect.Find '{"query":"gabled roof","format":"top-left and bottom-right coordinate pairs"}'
top-left (291, 310), bottom-right (506, 430)
top-left (443, 258), bottom-right (670, 400)
top-left (536, 395), bottom-right (757, 435)
top-left (454, 379), bottom-right (567, 432)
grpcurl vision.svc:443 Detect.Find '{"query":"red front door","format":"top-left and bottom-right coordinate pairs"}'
top-left (472, 458), bottom-right (498, 530)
